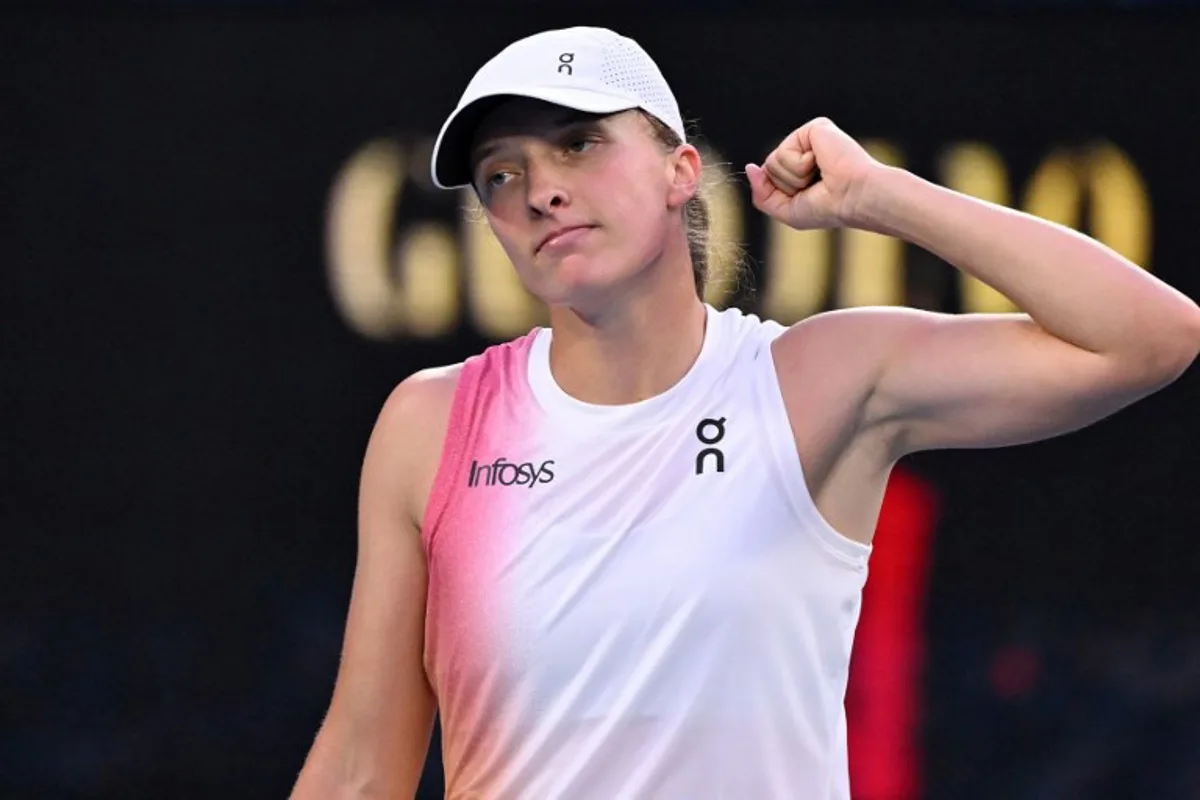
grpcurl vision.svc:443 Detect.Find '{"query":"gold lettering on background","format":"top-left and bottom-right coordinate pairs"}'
top-left (763, 221), bottom-right (830, 324)
top-left (325, 139), bottom-right (459, 340)
top-left (838, 140), bottom-right (906, 310)
top-left (939, 142), bottom-right (1018, 314)
top-left (325, 138), bottom-right (1151, 341)
top-left (1023, 144), bottom-right (1150, 268)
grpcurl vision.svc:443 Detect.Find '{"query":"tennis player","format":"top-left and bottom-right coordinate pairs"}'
top-left (292, 26), bottom-right (1200, 799)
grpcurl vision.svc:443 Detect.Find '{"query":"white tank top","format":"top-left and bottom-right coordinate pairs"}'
top-left (422, 304), bottom-right (872, 799)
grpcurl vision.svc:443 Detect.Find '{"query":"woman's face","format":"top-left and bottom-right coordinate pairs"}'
top-left (470, 99), bottom-right (698, 310)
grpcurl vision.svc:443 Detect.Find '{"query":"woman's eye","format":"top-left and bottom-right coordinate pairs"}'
top-left (567, 138), bottom-right (597, 154)
top-left (486, 171), bottom-right (512, 188)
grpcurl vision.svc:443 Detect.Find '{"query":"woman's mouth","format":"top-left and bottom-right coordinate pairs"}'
top-left (537, 225), bottom-right (596, 254)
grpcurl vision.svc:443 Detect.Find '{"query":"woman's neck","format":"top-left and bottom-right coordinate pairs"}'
top-left (546, 262), bottom-right (708, 406)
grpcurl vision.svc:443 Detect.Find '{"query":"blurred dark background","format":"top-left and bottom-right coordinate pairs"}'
top-left (4, 2), bottom-right (1200, 798)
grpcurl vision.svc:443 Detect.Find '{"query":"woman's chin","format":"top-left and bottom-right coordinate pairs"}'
top-left (537, 257), bottom-right (633, 301)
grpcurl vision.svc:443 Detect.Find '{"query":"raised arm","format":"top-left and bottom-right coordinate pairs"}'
top-left (751, 118), bottom-right (1200, 460)
top-left (291, 368), bottom-right (459, 799)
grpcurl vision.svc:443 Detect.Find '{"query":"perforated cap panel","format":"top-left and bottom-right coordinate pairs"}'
top-left (596, 34), bottom-right (685, 138)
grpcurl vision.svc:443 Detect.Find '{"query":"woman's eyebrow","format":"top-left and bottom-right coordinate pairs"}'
top-left (470, 111), bottom-right (609, 169)
top-left (470, 140), bottom-right (506, 165)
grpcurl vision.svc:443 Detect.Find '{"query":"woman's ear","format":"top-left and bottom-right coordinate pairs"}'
top-left (666, 144), bottom-right (702, 210)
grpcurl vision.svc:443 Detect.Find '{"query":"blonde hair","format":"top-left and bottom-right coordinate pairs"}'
top-left (639, 112), bottom-right (712, 298)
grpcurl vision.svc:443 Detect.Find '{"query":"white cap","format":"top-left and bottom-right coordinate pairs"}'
top-left (430, 26), bottom-right (687, 190)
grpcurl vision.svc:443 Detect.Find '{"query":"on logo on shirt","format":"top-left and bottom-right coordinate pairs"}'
top-left (695, 417), bottom-right (727, 475)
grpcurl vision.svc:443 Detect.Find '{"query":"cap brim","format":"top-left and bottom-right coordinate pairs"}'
top-left (429, 86), bottom-right (640, 190)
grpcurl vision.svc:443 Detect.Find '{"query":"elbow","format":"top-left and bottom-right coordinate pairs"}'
top-left (1129, 303), bottom-right (1200, 389)
top-left (292, 718), bottom-right (424, 800)
top-left (1189, 300), bottom-right (1200, 354)
top-left (291, 737), bottom-right (383, 800)
top-left (1167, 300), bottom-right (1200, 375)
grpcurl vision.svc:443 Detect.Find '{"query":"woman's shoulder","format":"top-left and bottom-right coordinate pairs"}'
top-left (365, 363), bottom-right (467, 529)
top-left (378, 327), bottom-right (541, 435)
top-left (378, 362), bottom-right (465, 431)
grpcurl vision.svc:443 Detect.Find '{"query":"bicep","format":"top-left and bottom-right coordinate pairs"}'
top-left (867, 311), bottom-right (1145, 456)
top-left (293, 385), bottom-right (439, 798)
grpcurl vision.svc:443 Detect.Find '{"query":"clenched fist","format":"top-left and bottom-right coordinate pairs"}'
top-left (746, 117), bottom-right (882, 231)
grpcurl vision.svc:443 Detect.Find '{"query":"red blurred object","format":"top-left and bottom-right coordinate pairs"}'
top-left (846, 467), bottom-right (940, 800)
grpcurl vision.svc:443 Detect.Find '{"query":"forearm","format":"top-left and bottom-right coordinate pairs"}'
top-left (854, 166), bottom-right (1200, 363)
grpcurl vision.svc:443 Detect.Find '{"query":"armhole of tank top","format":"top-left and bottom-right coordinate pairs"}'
top-left (419, 358), bottom-right (478, 560)
top-left (754, 332), bottom-right (872, 568)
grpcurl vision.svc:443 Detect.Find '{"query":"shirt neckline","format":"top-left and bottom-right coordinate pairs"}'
top-left (527, 303), bottom-right (723, 430)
